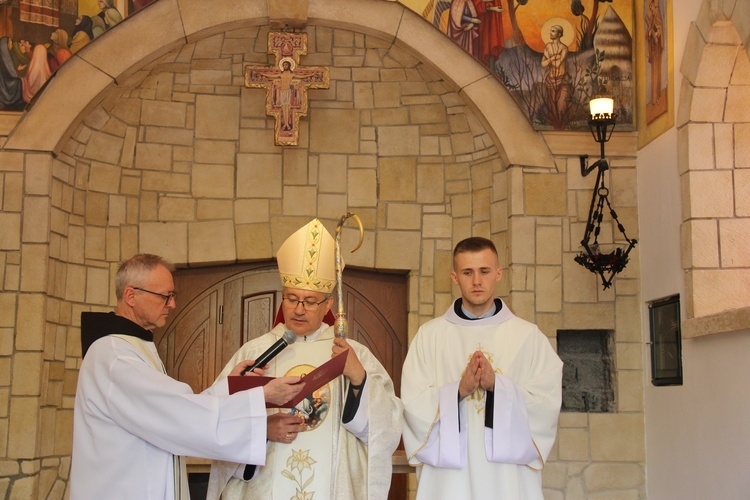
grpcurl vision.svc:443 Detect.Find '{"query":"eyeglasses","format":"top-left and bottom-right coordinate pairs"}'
top-left (134, 287), bottom-right (176, 305)
top-left (282, 295), bottom-right (329, 311)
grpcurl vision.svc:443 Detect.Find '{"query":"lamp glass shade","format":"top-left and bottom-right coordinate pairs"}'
top-left (589, 97), bottom-right (614, 117)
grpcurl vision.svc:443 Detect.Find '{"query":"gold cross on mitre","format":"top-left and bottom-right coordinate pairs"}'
top-left (244, 32), bottom-right (330, 146)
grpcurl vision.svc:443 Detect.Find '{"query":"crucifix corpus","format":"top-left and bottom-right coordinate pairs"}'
top-left (244, 32), bottom-right (330, 146)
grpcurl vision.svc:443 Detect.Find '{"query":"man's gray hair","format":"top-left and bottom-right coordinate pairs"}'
top-left (115, 254), bottom-right (174, 299)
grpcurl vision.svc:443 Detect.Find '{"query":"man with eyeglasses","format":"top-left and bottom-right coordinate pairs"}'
top-left (71, 253), bottom-right (303, 500)
top-left (208, 219), bottom-right (403, 500)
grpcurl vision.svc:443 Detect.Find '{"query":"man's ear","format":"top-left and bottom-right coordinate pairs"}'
top-left (123, 286), bottom-right (138, 307)
top-left (496, 267), bottom-right (503, 282)
top-left (450, 271), bottom-right (458, 285)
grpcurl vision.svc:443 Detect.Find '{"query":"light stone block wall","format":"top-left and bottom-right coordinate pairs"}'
top-left (680, 20), bottom-right (750, 324)
top-left (0, 23), bottom-right (644, 500)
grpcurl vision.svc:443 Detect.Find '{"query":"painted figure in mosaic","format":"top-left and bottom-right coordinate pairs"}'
top-left (70, 16), bottom-right (95, 55)
top-left (48, 29), bottom-right (72, 72)
top-left (645, 0), bottom-right (665, 107)
top-left (402, 237), bottom-right (563, 500)
top-left (472, 0), bottom-right (504, 67)
top-left (0, 37), bottom-right (23, 110)
top-left (208, 219), bottom-right (403, 500)
top-left (70, 254), bottom-right (302, 500)
top-left (10, 39), bottom-right (30, 78)
top-left (542, 24), bottom-right (570, 124)
top-left (92, 0), bottom-right (123, 38)
top-left (21, 43), bottom-right (50, 103)
top-left (449, 0), bottom-right (480, 57)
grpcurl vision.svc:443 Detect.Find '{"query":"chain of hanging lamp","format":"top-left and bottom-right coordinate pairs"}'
top-left (574, 159), bottom-right (637, 289)
top-left (575, 98), bottom-right (637, 290)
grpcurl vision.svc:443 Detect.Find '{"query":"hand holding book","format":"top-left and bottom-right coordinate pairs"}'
top-left (228, 349), bottom-right (349, 408)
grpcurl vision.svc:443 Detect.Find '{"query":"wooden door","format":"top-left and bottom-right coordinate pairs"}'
top-left (153, 263), bottom-right (409, 499)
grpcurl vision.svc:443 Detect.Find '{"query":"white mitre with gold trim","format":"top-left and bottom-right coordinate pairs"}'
top-left (277, 218), bottom-right (340, 293)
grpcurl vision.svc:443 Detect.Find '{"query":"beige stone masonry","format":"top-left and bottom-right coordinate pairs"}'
top-left (589, 413), bottom-right (645, 462)
top-left (690, 269), bottom-right (750, 316)
top-left (347, 169), bottom-right (377, 207)
top-left (525, 174), bottom-right (566, 216)
top-left (158, 197), bottom-right (195, 221)
top-left (195, 95), bottom-right (239, 140)
top-left (719, 219), bottom-right (750, 266)
top-left (8, 396), bottom-right (40, 459)
top-left (192, 165), bottom-right (235, 198)
top-left (682, 8), bottom-right (750, 332)
top-left (684, 170), bottom-right (734, 218)
top-left (0, 215), bottom-right (20, 250)
top-left (734, 123), bottom-right (750, 167)
top-left (0, 3), bottom-right (660, 497)
top-left (197, 199), bottom-right (233, 220)
top-left (20, 245), bottom-right (47, 293)
top-left (387, 204), bottom-right (421, 230)
top-left (694, 44), bottom-right (739, 87)
top-left (380, 157), bottom-right (416, 200)
top-left (139, 222), bottom-right (188, 264)
top-left (732, 47), bottom-right (750, 84)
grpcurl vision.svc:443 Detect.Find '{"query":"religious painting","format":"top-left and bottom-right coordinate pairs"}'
top-left (636, 0), bottom-right (673, 147)
top-left (648, 295), bottom-right (682, 386)
top-left (399, 0), bottom-right (635, 131)
top-left (244, 32), bottom-right (330, 147)
top-left (0, 0), bottom-right (150, 111)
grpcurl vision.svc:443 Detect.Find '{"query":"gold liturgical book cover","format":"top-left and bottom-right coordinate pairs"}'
top-left (228, 350), bottom-right (349, 408)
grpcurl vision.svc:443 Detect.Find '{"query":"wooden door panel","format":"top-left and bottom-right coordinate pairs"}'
top-left (157, 291), bottom-right (217, 393)
top-left (343, 288), bottom-right (403, 395)
top-left (242, 292), bottom-right (277, 344)
top-left (176, 328), bottom-right (208, 393)
top-left (220, 278), bottom-right (243, 368)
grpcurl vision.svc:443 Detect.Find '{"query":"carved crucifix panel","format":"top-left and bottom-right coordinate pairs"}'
top-left (244, 32), bottom-right (330, 146)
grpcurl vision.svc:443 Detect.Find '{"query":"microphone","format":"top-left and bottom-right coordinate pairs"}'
top-left (240, 330), bottom-right (297, 376)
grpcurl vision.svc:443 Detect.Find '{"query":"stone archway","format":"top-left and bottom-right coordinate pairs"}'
top-left (2, 0), bottom-right (553, 170)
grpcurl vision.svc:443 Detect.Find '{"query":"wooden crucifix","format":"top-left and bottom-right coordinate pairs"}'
top-left (244, 32), bottom-right (330, 146)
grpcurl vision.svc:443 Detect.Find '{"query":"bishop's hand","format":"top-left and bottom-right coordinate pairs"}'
top-left (332, 338), bottom-right (366, 386)
top-left (267, 412), bottom-right (306, 443)
top-left (229, 359), bottom-right (265, 377)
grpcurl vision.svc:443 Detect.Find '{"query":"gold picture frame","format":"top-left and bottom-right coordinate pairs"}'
top-left (636, 0), bottom-right (674, 147)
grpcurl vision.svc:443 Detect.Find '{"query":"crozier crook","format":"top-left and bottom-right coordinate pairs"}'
top-left (334, 213), bottom-right (364, 338)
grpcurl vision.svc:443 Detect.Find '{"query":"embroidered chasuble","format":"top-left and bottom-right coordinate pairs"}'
top-left (401, 299), bottom-right (563, 500)
top-left (272, 338), bottom-right (335, 498)
top-left (207, 323), bottom-right (402, 500)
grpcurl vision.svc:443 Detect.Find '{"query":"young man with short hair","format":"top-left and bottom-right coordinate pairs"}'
top-left (402, 237), bottom-right (563, 499)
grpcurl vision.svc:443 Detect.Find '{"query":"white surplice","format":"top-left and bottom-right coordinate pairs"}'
top-left (401, 299), bottom-right (563, 500)
top-left (71, 335), bottom-right (268, 500)
top-left (207, 323), bottom-right (403, 500)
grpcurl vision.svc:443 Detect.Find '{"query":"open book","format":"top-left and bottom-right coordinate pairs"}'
top-left (228, 350), bottom-right (349, 408)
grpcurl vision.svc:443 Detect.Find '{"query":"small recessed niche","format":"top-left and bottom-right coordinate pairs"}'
top-left (557, 329), bottom-right (616, 413)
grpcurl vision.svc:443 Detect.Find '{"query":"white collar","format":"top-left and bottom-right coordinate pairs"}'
top-left (298, 322), bottom-right (330, 342)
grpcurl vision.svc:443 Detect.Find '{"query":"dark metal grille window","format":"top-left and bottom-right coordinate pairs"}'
top-left (648, 295), bottom-right (683, 386)
top-left (557, 329), bottom-right (616, 413)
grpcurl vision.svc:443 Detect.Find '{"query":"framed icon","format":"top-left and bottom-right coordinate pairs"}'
top-left (648, 294), bottom-right (682, 386)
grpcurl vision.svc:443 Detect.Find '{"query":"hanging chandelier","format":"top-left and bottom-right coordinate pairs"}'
top-left (574, 98), bottom-right (637, 290)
